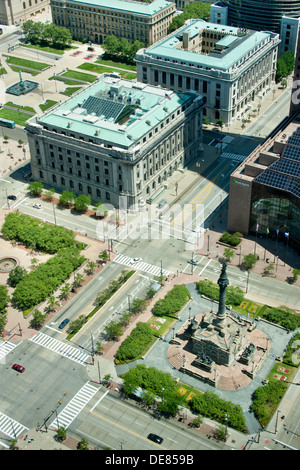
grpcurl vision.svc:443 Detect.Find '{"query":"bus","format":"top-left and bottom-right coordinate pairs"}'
top-left (0, 118), bottom-right (15, 128)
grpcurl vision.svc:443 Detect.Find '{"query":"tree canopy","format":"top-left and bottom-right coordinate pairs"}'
top-left (168, 2), bottom-right (211, 33)
top-left (1, 212), bottom-right (76, 254)
top-left (102, 35), bottom-right (144, 62)
top-left (22, 20), bottom-right (72, 49)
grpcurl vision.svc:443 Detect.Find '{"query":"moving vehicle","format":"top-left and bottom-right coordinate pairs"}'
top-left (147, 433), bottom-right (163, 444)
top-left (7, 195), bottom-right (17, 200)
top-left (58, 318), bottom-right (70, 329)
top-left (0, 117), bottom-right (15, 128)
top-left (130, 257), bottom-right (142, 264)
top-left (12, 364), bottom-right (25, 373)
top-left (33, 203), bottom-right (42, 209)
top-left (188, 259), bottom-right (199, 265)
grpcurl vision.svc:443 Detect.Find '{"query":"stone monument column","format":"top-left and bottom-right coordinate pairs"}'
top-left (215, 262), bottom-right (229, 331)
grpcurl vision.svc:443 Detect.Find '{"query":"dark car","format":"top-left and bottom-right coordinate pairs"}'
top-left (58, 318), bottom-right (70, 329)
top-left (12, 363), bottom-right (25, 373)
top-left (7, 195), bottom-right (17, 200)
top-left (147, 433), bottom-right (163, 444)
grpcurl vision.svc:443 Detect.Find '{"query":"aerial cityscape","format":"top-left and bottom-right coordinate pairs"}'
top-left (0, 0), bottom-right (299, 454)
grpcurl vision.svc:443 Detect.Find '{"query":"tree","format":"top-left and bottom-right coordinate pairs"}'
top-left (104, 320), bottom-right (123, 341)
top-left (44, 188), bottom-right (55, 201)
top-left (30, 309), bottom-right (46, 329)
top-left (45, 295), bottom-right (59, 313)
top-left (8, 266), bottom-right (27, 287)
top-left (223, 248), bottom-right (235, 262)
top-left (59, 283), bottom-right (71, 300)
top-left (27, 181), bottom-right (43, 196)
top-left (243, 253), bottom-right (258, 270)
top-left (85, 260), bottom-right (96, 275)
top-left (56, 426), bottom-right (67, 442)
top-left (73, 195), bottom-right (91, 212)
top-left (59, 190), bottom-right (74, 207)
top-left (103, 35), bottom-right (120, 55)
top-left (77, 438), bottom-right (89, 450)
top-left (98, 250), bottom-right (109, 263)
top-left (169, 2), bottom-right (210, 32)
top-left (72, 273), bottom-right (84, 291)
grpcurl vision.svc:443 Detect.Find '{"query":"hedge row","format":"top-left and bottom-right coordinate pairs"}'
top-left (1, 212), bottom-right (76, 254)
top-left (115, 322), bottom-right (154, 363)
top-left (153, 285), bottom-right (190, 317)
top-left (197, 279), bottom-right (244, 306)
top-left (12, 247), bottom-right (85, 310)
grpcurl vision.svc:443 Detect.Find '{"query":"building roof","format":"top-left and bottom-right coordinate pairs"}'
top-left (36, 75), bottom-right (199, 149)
top-left (255, 129), bottom-right (300, 198)
top-left (143, 19), bottom-right (276, 72)
top-left (57, 0), bottom-right (173, 16)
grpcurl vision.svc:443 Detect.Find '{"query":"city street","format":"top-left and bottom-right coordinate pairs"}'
top-left (0, 23), bottom-right (299, 451)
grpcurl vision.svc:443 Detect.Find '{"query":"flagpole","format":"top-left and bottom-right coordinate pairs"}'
top-left (264, 227), bottom-right (269, 261)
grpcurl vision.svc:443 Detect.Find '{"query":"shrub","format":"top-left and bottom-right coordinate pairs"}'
top-left (1, 212), bottom-right (76, 254)
top-left (220, 231), bottom-right (242, 247)
top-left (115, 322), bottom-right (154, 363)
top-left (12, 248), bottom-right (85, 310)
top-left (197, 280), bottom-right (244, 306)
top-left (153, 285), bottom-right (190, 317)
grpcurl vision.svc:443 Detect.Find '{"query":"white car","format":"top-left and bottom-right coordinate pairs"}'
top-left (131, 257), bottom-right (142, 264)
top-left (33, 203), bottom-right (42, 209)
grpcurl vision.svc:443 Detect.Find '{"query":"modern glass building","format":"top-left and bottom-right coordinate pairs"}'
top-left (221, 0), bottom-right (300, 33)
top-left (228, 110), bottom-right (300, 252)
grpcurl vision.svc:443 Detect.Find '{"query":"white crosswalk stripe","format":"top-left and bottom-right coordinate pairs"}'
top-left (28, 332), bottom-right (91, 365)
top-left (0, 412), bottom-right (28, 439)
top-left (49, 382), bottom-right (98, 430)
top-left (113, 254), bottom-right (171, 277)
top-left (220, 152), bottom-right (247, 163)
top-left (0, 340), bottom-right (19, 362)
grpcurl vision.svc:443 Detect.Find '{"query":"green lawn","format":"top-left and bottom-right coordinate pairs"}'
top-left (60, 86), bottom-right (82, 96)
top-left (39, 100), bottom-right (58, 112)
top-left (0, 108), bottom-right (31, 126)
top-left (96, 59), bottom-right (136, 71)
top-left (60, 69), bottom-right (97, 83)
top-left (5, 55), bottom-right (51, 71)
top-left (78, 62), bottom-right (136, 80)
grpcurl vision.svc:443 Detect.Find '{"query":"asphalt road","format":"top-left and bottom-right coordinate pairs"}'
top-left (70, 389), bottom-right (225, 451)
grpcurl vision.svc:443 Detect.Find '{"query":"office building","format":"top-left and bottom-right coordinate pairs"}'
top-left (227, 111), bottom-right (300, 251)
top-left (50, 0), bottom-right (176, 45)
top-left (217, 0), bottom-right (300, 34)
top-left (26, 74), bottom-right (204, 208)
top-left (0, 0), bottom-right (49, 25)
top-left (136, 19), bottom-right (280, 125)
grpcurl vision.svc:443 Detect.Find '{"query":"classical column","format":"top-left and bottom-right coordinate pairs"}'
top-left (215, 262), bottom-right (229, 330)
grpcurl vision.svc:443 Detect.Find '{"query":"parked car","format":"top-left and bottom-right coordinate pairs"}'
top-left (188, 259), bottom-right (199, 265)
top-left (33, 203), bottom-right (42, 209)
top-left (147, 433), bottom-right (163, 444)
top-left (12, 364), bottom-right (25, 373)
top-left (7, 195), bottom-right (17, 200)
top-left (58, 318), bottom-right (70, 329)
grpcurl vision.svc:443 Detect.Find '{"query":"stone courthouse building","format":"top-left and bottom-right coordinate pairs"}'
top-left (26, 74), bottom-right (204, 208)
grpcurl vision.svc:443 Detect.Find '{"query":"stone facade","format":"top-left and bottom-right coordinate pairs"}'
top-left (26, 75), bottom-right (204, 208)
top-left (0, 0), bottom-right (49, 25)
top-left (51, 0), bottom-right (176, 45)
top-left (136, 19), bottom-right (280, 125)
